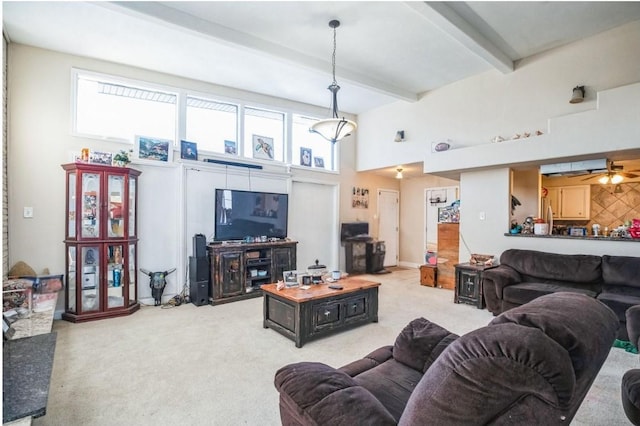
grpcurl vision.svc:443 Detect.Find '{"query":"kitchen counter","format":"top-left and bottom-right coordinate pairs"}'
top-left (504, 233), bottom-right (640, 242)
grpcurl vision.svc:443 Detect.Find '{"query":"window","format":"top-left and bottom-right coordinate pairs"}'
top-left (292, 115), bottom-right (335, 170)
top-left (186, 96), bottom-right (238, 154)
top-left (74, 71), bottom-right (176, 143)
top-left (243, 107), bottom-right (284, 162)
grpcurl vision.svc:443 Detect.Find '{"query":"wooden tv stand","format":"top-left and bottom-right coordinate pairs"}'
top-left (207, 240), bottom-right (297, 305)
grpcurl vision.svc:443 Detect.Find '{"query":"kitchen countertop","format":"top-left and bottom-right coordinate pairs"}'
top-left (504, 233), bottom-right (640, 242)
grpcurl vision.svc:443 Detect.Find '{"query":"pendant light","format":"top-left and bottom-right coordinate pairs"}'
top-left (309, 20), bottom-right (357, 144)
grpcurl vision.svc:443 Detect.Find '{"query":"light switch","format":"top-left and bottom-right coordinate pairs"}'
top-left (23, 207), bottom-right (34, 218)
top-left (479, 211), bottom-right (486, 220)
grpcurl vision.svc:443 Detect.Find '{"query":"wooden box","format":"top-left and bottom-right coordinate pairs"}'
top-left (420, 265), bottom-right (437, 287)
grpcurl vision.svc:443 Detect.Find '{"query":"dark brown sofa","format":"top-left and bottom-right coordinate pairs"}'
top-left (275, 293), bottom-right (618, 425)
top-left (482, 249), bottom-right (640, 340)
top-left (622, 305), bottom-right (640, 425)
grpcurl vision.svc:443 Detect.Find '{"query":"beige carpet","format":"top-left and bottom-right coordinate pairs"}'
top-left (35, 268), bottom-right (636, 425)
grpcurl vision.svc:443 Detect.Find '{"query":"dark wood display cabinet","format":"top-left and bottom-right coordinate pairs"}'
top-left (454, 263), bottom-right (495, 309)
top-left (208, 240), bottom-right (297, 305)
top-left (61, 163), bottom-right (141, 322)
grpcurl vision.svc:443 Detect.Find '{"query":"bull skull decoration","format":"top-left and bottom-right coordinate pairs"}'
top-left (140, 268), bottom-right (177, 306)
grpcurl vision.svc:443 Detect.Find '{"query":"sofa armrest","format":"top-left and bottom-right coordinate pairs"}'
top-left (339, 345), bottom-right (393, 377)
top-left (482, 265), bottom-right (522, 313)
top-left (275, 362), bottom-right (396, 425)
top-left (627, 305), bottom-right (640, 349)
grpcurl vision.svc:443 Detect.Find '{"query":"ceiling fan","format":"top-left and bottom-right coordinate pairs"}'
top-left (578, 160), bottom-right (640, 183)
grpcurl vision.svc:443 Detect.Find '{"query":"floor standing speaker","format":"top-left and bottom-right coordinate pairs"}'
top-left (193, 234), bottom-right (207, 258)
top-left (189, 256), bottom-right (210, 306)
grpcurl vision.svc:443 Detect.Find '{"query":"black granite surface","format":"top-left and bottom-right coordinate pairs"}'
top-left (3, 332), bottom-right (57, 422)
top-left (504, 233), bottom-right (640, 242)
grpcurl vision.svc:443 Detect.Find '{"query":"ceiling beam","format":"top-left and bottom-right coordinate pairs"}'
top-left (406, 1), bottom-right (513, 74)
top-left (100, 1), bottom-right (418, 103)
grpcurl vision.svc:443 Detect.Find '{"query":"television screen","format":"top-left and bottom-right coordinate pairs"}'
top-left (340, 222), bottom-right (370, 241)
top-left (214, 189), bottom-right (288, 241)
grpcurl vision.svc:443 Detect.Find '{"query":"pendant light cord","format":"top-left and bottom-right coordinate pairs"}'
top-left (331, 25), bottom-right (337, 86)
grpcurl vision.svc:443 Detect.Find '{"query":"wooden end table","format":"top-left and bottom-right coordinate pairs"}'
top-left (261, 277), bottom-right (380, 347)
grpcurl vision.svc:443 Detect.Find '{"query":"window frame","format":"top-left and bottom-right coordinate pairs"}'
top-left (71, 68), bottom-right (342, 172)
top-left (71, 68), bottom-right (180, 145)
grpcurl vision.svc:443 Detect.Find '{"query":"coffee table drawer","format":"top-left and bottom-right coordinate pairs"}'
top-left (312, 302), bottom-right (341, 331)
top-left (345, 295), bottom-right (366, 319)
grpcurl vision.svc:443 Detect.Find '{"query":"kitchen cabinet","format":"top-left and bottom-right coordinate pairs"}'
top-left (61, 163), bottom-right (141, 322)
top-left (546, 185), bottom-right (590, 220)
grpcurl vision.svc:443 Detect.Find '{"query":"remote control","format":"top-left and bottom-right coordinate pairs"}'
top-left (329, 284), bottom-right (343, 290)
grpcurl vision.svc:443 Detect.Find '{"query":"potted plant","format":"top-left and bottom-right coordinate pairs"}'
top-left (113, 150), bottom-right (132, 167)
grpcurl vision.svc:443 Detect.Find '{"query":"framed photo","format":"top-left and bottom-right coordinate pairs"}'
top-left (300, 147), bottom-right (312, 167)
top-left (314, 157), bottom-right (325, 168)
top-left (134, 135), bottom-right (173, 163)
top-left (88, 151), bottom-right (113, 166)
top-left (283, 270), bottom-right (299, 287)
top-left (252, 135), bottom-right (274, 160)
top-left (180, 140), bottom-right (198, 160)
top-left (224, 140), bottom-right (237, 155)
top-left (352, 186), bottom-right (369, 209)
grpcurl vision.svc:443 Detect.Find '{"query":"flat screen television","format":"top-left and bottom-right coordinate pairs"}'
top-left (214, 189), bottom-right (289, 241)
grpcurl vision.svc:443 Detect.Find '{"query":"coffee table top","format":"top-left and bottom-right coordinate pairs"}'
top-left (261, 277), bottom-right (380, 303)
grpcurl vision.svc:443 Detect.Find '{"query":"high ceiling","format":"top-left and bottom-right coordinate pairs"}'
top-left (4, 1), bottom-right (640, 115)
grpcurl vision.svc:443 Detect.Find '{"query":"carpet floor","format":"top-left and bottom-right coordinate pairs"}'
top-left (34, 267), bottom-right (636, 425)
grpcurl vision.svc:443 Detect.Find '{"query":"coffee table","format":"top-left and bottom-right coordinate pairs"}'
top-left (261, 277), bottom-right (380, 347)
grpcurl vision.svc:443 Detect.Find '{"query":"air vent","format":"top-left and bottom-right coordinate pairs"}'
top-left (540, 159), bottom-right (608, 176)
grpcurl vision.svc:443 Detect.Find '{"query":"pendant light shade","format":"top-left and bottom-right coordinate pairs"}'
top-left (309, 20), bottom-right (357, 144)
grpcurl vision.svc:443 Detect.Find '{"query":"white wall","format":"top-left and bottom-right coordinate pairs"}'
top-left (357, 20), bottom-right (640, 262)
top-left (6, 44), bottom-right (397, 311)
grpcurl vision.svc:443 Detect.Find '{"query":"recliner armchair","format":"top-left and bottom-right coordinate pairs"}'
top-left (275, 293), bottom-right (618, 425)
top-left (622, 305), bottom-right (640, 424)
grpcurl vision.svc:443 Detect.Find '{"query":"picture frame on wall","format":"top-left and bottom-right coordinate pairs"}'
top-left (180, 140), bottom-right (198, 160)
top-left (134, 135), bottom-right (173, 163)
top-left (314, 157), bottom-right (325, 168)
top-left (88, 151), bottom-right (113, 166)
top-left (252, 135), bottom-right (274, 160)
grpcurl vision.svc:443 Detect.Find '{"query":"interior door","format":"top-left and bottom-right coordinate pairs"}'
top-left (378, 189), bottom-right (399, 267)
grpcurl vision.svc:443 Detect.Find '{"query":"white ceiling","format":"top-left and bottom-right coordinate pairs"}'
top-left (4, 1), bottom-right (640, 116)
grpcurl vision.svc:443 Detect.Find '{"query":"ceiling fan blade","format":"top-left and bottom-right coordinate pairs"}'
top-left (621, 172), bottom-right (639, 179)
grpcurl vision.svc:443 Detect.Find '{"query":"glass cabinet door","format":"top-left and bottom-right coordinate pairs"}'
top-left (81, 173), bottom-right (100, 238)
top-left (107, 174), bottom-right (125, 238)
top-left (107, 244), bottom-right (125, 308)
top-left (128, 177), bottom-right (136, 237)
top-left (67, 246), bottom-right (77, 312)
top-left (128, 243), bottom-right (136, 305)
top-left (81, 246), bottom-right (100, 312)
top-left (68, 172), bottom-right (77, 238)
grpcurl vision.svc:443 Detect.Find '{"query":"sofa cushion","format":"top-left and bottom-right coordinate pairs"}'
top-left (392, 317), bottom-right (458, 372)
top-left (503, 282), bottom-right (599, 306)
top-left (353, 359), bottom-right (423, 422)
top-left (500, 249), bottom-right (602, 284)
top-left (597, 290), bottom-right (640, 321)
top-left (603, 255), bottom-right (640, 288)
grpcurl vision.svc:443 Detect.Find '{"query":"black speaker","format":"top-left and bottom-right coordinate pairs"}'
top-left (190, 280), bottom-right (209, 306)
top-left (193, 234), bottom-right (207, 258)
top-left (189, 256), bottom-right (209, 282)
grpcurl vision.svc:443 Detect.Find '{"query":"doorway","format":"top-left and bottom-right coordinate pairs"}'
top-left (378, 189), bottom-right (399, 267)
top-left (424, 186), bottom-right (459, 253)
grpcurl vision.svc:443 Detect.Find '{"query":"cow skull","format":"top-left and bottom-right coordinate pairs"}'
top-left (140, 268), bottom-right (177, 306)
